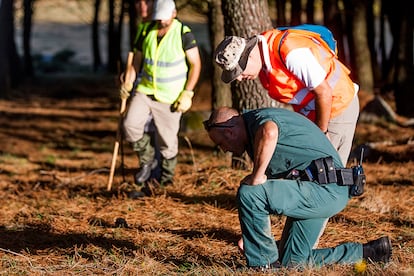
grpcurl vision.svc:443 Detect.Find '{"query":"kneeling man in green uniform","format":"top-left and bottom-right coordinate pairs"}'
top-left (204, 106), bottom-right (391, 270)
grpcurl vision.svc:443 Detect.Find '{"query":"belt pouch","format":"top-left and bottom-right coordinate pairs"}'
top-left (314, 158), bottom-right (328, 184)
top-left (323, 157), bottom-right (337, 183)
top-left (336, 168), bottom-right (353, 185)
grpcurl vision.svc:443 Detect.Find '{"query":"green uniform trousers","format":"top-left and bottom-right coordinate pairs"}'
top-left (237, 179), bottom-right (363, 267)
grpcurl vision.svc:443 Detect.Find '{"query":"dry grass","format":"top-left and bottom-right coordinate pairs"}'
top-left (0, 77), bottom-right (413, 275)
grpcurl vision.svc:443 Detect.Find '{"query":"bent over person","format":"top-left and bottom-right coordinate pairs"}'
top-left (214, 28), bottom-right (359, 166)
top-left (204, 107), bottom-right (391, 269)
top-left (120, 0), bottom-right (201, 192)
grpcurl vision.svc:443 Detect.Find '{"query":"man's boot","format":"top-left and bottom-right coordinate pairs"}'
top-left (135, 159), bottom-right (158, 184)
top-left (160, 156), bottom-right (177, 186)
top-left (363, 236), bottom-right (392, 263)
top-left (132, 134), bottom-right (156, 184)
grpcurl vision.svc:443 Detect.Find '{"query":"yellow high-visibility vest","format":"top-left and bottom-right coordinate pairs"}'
top-left (137, 20), bottom-right (188, 104)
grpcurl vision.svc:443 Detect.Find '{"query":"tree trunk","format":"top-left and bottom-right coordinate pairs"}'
top-left (275, 0), bottom-right (287, 26)
top-left (208, 0), bottom-right (232, 109)
top-left (0, 0), bottom-right (20, 97)
top-left (107, 0), bottom-right (118, 73)
top-left (390, 0), bottom-right (414, 116)
top-left (117, 0), bottom-right (127, 68)
top-left (221, 0), bottom-right (280, 111)
top-left (322, 0), bottom-right (346, 65)
top-left (306, 0), bottom-right (315, 24)
top-left (128, 0), bottom-right (137, 50)
top-left (291, 0), bottom-right (301, 25)
top-left (379, 0), bottom-right (390, 80)
top-left (0, 0), bottom-right (10, 97)
top-left (23, 0), bottom-right (33, 76)
top-left (365, 0), bottom-right (379, 86)
top-left (221, 0), bottom-right (283, 169)
top-left (92, 0), bottom-right (102, 71)
top-left (346, 0), bottom-right (374, 92)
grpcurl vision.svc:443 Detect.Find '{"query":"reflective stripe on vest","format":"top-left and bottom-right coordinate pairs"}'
top-left (261, 29), bottom-right (355, 121)
top-left (137, 19), bottom-right (188, 104)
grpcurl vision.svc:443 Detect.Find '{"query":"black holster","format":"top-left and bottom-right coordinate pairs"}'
top-left (287, 157), bottom-right (366, 197)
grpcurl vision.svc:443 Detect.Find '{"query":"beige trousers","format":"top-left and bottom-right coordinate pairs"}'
top-left (327, 94), bottom-right (360, 166)
top-left (123, 92), bottom-right (181, 160)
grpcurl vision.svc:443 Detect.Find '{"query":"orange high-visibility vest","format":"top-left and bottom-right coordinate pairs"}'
top-left (259, 29), bottom-right (356, 120)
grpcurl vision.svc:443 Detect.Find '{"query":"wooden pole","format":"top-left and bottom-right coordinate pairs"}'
top-left (107, 51), bottom-right (134, 191)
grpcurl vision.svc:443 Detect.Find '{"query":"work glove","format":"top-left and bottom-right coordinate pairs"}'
top-left (119, 82), bottom-right (133, 100)
top-left (172, 90), bottom-right (194, 113)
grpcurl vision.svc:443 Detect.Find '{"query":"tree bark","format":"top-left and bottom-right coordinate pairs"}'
top-left (128, 0), bottom-right (137, 50)
top-left (221, 0), bottom-right (283, 169)
top-left (346, 0), bottom-right (374, 92)
top-left (221, 0), bottom-right (280, 111)
top-left (389, 0), bottom-right (414, 116)
top-left (23, 0), bottom-right (33, 76)
top-left (322, 0), bottom-right (346, 65)
top-left (306, 0), bottom-right (315, 24)
top-left (291, 0), bottom-right (301, 25)
top-left (365, 0), bottom-right (379, 86)
top-left (0, 0), bottom-right (20, 97)
top-left (107, 0), bottom-right (119, 73)
top-left (208, 0), bottom-right (232, 109)
top-left (92, 0), bottom-right (102, 71)
top-left (275, 0), bottom-right (287, 26)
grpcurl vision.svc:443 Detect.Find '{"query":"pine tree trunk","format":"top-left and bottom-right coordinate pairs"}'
top-left (306, 0), bottom-right (315, 23)
top-left (221, 0), bottom-right (285, 169)
top-left (107, 0), bottom-right (118, 73)
top-left (0, 0), bottom-right (10, 97)
top-left (275, 0), bottom-right (287, 26)
top-left (208, 0), bottom-right (232, 109)
top-left (323, 0), bottom-right (347, 66)
top-left (221, 0), bottom-right (281, 111)
top-left (128, 0), bottom-right (137, 50)
top-left (291, 0), bottom-right (301, 25)
top-left (390, 0), bottom-right (414, 116)
top-left (0, 0), bottom-right (20, 97)
top-left (92, 0), bottom-right (102, 71)
top-left (346, 0), bottom-right (374, 92)
top-left (23, 0), bottom-right (33, 76)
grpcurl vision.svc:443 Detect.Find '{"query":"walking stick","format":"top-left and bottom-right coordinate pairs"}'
top-left (107, 51), bottom-right (134, 191)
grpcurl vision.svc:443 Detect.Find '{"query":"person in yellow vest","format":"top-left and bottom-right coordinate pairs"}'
top-left (120, 0), bottom-right (201, 194)
top-left (214, 30), bottom-right (359, 167)
top-left (135, 0), bottom-right (153, 22)
top-left (213, 29), bottom-right (359, 253)
top-left (129, 0), bottom-right (162, 183)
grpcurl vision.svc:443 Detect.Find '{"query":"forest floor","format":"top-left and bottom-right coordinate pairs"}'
top-left (0, 72), bottom-right (414, 275)
top-left (3, 0), bottom-right (414, 274)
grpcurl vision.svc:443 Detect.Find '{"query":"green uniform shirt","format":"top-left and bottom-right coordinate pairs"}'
top-left (243, 108), bottom-right (343, 179)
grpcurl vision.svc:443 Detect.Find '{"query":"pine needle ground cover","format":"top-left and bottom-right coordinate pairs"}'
top-left (0, 78), bottom-right (413, 275)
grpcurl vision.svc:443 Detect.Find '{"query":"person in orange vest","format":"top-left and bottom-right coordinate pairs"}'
top-left (214, 30), bottom-right (359, 167)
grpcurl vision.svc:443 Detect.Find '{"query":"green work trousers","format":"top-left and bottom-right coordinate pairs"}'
top-left (237, 179), bottom-right (363, 267)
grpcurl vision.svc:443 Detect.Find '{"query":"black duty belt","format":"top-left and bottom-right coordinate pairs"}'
top-left (286, 157), bottom-right (365, 196)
